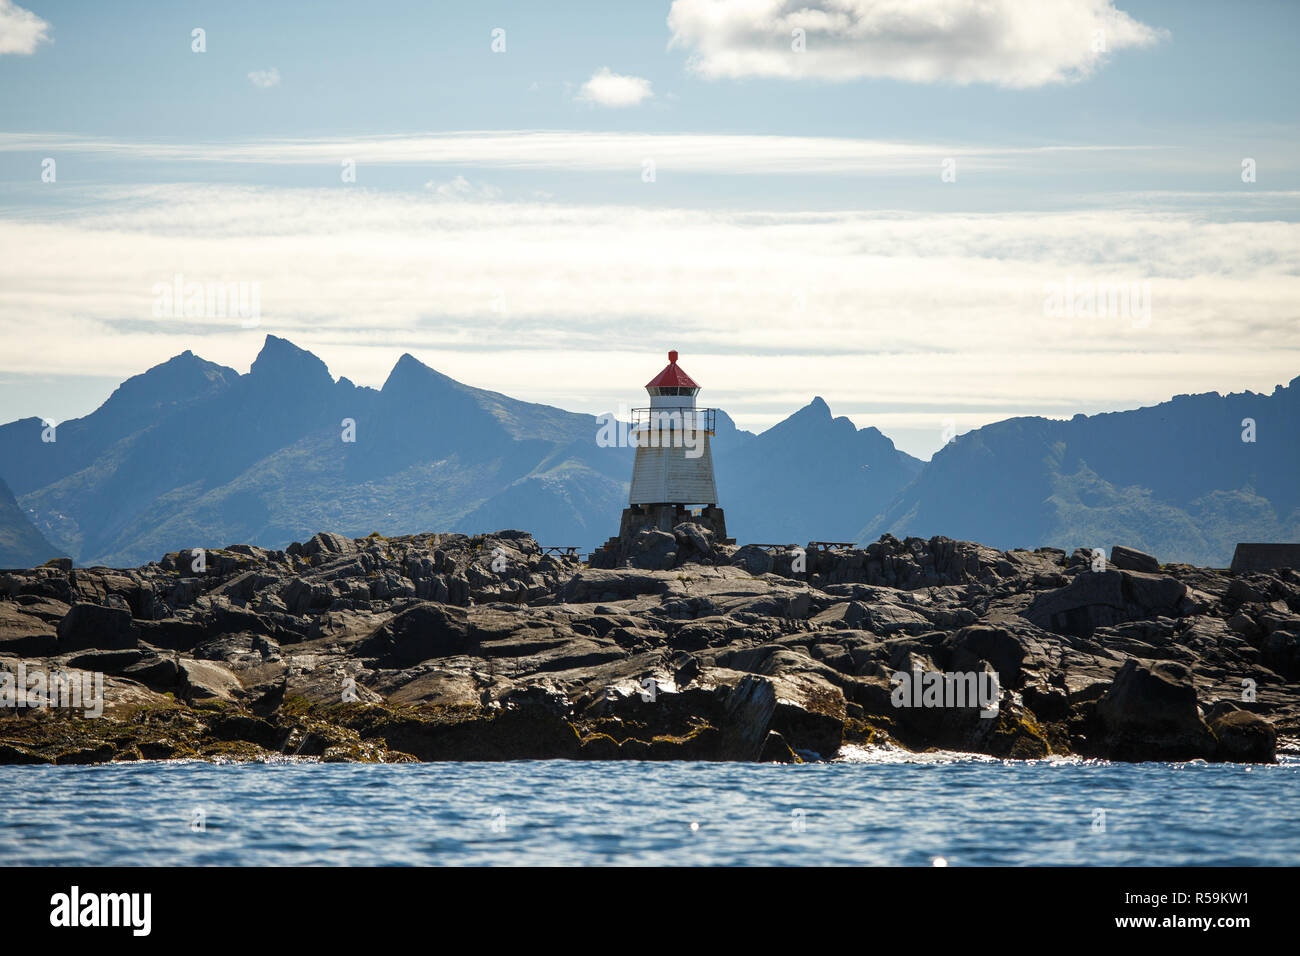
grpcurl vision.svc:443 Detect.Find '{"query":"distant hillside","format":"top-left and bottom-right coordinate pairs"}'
top-left (0, 337), bottom-right (923, 566)
top-left (862, 377), bottom-right (1300, 566)
top-left (0, 337), bottom-right (630, 566)
top-left (715, 397), bottom-right (922, 543)
top-left (3, 335), bottom-right (1293, 568)
top-left (0, 476), bottom-right (61, 568)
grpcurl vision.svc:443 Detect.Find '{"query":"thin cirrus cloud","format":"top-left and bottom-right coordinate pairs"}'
top-left (247, 67), bottom-right (281, 88)
top-left (0, 0), bottom-right (50, 55)
top-left (667, 0), bottom-right (1169, 87)
top-left (576, 67), bottom-right (654, 107)
top-left (0, 130), bottom-right (1164, 177)
top-left (0, 182), bottom-right (1296, 447)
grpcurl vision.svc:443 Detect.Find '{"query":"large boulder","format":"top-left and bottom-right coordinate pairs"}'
top-left (280, 576), bottom-right (337, 614)
top-left (179, 658), bottom-right (244, 702)
top-left (1261, 629), bottom-right (1300, 680)
top-left (712, 647), bottom-right (846, 758)
top-left (717, 674), bottom-right (777, 761)
top-left (0, 603), bottom-right (58, 656)
top-left (731, 545), bottom-right (775, 577)
top-left (356, 602), bottom-right (472, 667)
top-left (1024, 570), bottom-right (1187, 636)
top-left (672, 522), bottom-right (715, 561)
top-left (940, 625), bottom-right (1029, 689)
top-left (1110, 545), bottom-right (1160, 573)
top-left (135, 617), bottom-right (207, 651)
top-left (1210, 709), bottom-right (1276, 763)
top-left (1094, 659), bottom-right (1215, 761)
top-left (56, 602), bottom-right (137, 652)
top-left (302, 532), bottom-right (357, 559)
top-left (623, 529), bottom-right (678, 571)
top-left (121, 654), bottom-right (183, 691)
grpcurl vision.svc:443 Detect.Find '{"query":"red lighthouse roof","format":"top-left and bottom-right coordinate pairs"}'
top-left (646, 350), bottom-right (699, 389)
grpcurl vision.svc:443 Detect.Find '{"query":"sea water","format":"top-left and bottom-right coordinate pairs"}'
top-left (3, 750), bottom-right (1298, 866)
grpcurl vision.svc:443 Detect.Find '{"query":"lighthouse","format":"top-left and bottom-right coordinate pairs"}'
top-left (594, 351), bottom-right (730, 563)
top-left (630, 350), bottom-right (718, 507)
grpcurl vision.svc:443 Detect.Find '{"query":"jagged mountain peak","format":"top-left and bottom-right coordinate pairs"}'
top-left (249, 334), bottom-right (334, 387)
top-left (100, 348), bottom-right (238, 415)
top-left (381, 351), bottom-right (459, 393)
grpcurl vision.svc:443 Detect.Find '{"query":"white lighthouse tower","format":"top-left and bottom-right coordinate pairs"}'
top-left (595, 351), bottom-right (729, 561)
top-left (629, 350), bottom-right (718, 508)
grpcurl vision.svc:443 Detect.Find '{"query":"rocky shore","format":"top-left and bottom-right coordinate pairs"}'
top-left (1, 525), bottom-right (1296, 765)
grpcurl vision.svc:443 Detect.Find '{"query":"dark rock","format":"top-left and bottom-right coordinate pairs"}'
top-left (55, 743), bottom-right (116, 765)
top-left (499, 684), bottom-right (572, 717)
top-left (357, 603), bottom-right (472, 667)
top-left (1024, 570), bottom-right (1187, 636)
top-left (179, 658), bottom-right (243, 701)
top-left (0, 743), bottom-right (53, 764)
top-left (5, 524), bottom-right (1300, 766)
top-left (579, 733), bottom-right (621, 759)
top-left (207, 714), bottom-right (283, 749)
top-left (0, 603), bottom-right (59, 656)
top-left (812, 601), bottom-right (869, 629)
top-left (135, 618), bottom-right (206, 651)
top-left (758, 730), bottom-right (799, 763)
top-left (303, 532), bottom-right (357, 559)
top-left (557, 568), bottom-right (671, 603)
top-left (717, 675), bottom-right (776, 761)
top-left (731, 545), bottom-right (775, 576)
top-left (1111, 545), bottom-right (1160, 573)
top-left (349, 706), bottom-right (581, 761)
top-left (1261, 630), bottom-right (1300, 680)
top-left (624, 529), bottom-right (677, 571)
top-left (1095, 659), bottom-right (1215, 761)
top-left (1210, 710), bottom-right (1276, 763)
top-left (673, 522), bottom-right (716, 560)
top-left (63, 649), bottom-right (145, 674)
top-left (941, 625), bottom-right (1028, 688)
top-left (56, 602), bottom-right (137, 652)
top-left (249, 679), bottom-right (286, 717)
top-left (671, 651), bottom-right (701, 688)
top-left (121, 655), bottom-right (183, 690)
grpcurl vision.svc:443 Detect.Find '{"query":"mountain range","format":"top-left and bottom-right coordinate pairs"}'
top-left (0, 335), bottom-right (1294, 568)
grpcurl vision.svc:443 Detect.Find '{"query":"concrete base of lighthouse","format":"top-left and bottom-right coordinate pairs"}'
top-left (590, 504), bottom-right (731, 567)
top-left (619, 503), bottom-right (729, 540)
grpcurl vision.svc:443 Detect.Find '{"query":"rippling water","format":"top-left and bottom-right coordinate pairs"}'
top-left (3, 752), bottom-right (1298, 866)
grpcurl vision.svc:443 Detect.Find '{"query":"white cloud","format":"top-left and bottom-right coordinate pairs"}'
top-left (247, 67), bottom-right (281, 88)
top-left (424, 176), bottom-right (502, 200)
top-left (0, 0), bottom-right (50, 55)
top-left (577, 67), bottom-right (654, 107)
top-left (0, 184), bottom-right (1296, 441)
top-left (667, 0), bottom-right (1168, 87)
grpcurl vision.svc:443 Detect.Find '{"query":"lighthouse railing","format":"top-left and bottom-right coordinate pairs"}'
top-left (630, 406), bottom-right (716, 437)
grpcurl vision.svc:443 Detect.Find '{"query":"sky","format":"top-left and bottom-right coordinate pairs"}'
top-left (0, 0), bottom-right (1297, 459)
